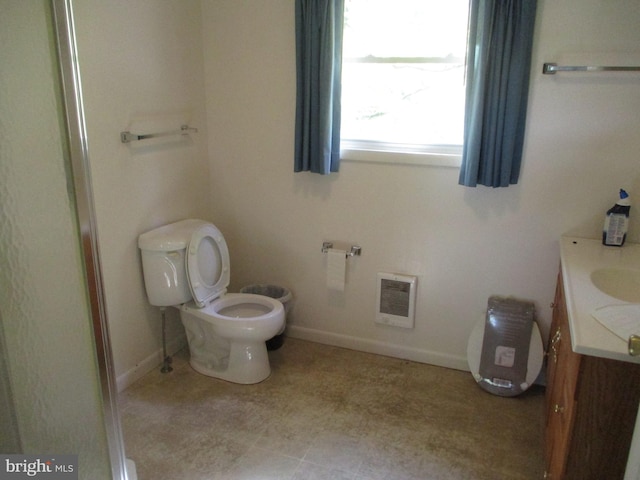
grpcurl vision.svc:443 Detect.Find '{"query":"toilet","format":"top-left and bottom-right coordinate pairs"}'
top-left (138, 219), bottom-right (284, 384)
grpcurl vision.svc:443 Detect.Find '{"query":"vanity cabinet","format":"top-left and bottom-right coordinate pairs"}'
top-left (544, 272), bottom-right (640, 479)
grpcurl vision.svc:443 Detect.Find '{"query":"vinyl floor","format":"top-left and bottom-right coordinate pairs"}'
top-left (120, 338), bottom-right (545, 479)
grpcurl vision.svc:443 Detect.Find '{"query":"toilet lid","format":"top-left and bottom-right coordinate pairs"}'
top-left (467, 315), bottom-right (544, 396)
top-left (186, 223), bottom-right (230, 307)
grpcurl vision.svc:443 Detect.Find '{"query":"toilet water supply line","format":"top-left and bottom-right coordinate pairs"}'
top-left (160, 307), bottom-right (173, 373)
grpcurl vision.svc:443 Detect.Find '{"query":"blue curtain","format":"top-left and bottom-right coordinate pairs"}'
top-left (459, 0), bottom-right (538, 188)
top-left (294, 0), bottom-right (344, 174)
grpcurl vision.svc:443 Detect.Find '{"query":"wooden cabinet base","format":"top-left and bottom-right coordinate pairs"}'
top-left (544, 271), bottom-right (640, 479)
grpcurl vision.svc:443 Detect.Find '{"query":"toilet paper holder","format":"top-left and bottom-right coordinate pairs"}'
top-left (322, 242), bottom-right (362, 258)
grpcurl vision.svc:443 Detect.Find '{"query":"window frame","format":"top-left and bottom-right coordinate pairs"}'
top-left (340, 140), bottom-right (462, 168)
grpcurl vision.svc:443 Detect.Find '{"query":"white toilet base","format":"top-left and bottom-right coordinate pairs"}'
top-left (179, 293), bottom-right (283, 385)
top-left (188, 340), bottom-right (271, 384)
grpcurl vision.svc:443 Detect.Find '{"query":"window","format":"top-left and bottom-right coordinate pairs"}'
top-left (340, 0), bottom-right (470, 166)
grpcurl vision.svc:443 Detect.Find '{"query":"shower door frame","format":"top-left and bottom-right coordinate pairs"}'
top-left (51, 1), bottom-right (128, 478)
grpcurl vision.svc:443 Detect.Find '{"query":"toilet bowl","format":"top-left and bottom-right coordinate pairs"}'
top-left (138, 219), bottom-right (285, 384)
top-left (181, 293), bottom-right (283, 383)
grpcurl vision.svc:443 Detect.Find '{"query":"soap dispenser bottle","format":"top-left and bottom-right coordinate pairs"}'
top-left (603, 189), bottom-right (631, 247)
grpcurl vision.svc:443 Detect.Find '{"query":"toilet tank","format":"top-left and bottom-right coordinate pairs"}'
top-left (137, 219), bottom-right (206, 306)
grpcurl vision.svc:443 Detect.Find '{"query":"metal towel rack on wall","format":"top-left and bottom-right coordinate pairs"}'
top-left (120, 124), bottom-right (198, 143)
top-left (543, 62), bottom-right (640, 74)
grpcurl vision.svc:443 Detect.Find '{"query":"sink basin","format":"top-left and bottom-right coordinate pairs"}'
top-left (590, 268), bottom-right (640, 303)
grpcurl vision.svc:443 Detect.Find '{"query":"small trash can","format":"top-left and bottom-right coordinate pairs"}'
top-left (240, 284), bottom-right (292, 350)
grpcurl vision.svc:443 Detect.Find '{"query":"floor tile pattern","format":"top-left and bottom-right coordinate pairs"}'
top-left (120, 339), bottom-right (544, 479)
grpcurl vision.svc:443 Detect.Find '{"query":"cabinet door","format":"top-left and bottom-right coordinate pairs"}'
top-left (545, 276), bottom-right (580, 479)
top-left (545, 281), bottom-right (562, 418)
top-left (566, 355), bottom-right (640, 479)
top-left (545, 278), bottom-right (564, 478)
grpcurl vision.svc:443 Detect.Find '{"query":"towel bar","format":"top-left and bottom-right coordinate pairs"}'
top-left (543, 62), bottom-right (640, 74)
top-left (120, 124), bottom-right (197, 143)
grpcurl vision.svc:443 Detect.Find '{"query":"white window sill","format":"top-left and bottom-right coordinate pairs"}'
top-left (340, 141), bottom-right (462, 168)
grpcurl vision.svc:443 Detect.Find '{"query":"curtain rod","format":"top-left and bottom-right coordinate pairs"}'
top-left (543, 62), bottom-right (640, 74)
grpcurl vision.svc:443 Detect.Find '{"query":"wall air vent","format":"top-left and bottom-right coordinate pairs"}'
top-left (375, 273), bottom-right (417, 329)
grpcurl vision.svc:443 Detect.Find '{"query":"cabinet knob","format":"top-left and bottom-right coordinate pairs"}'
top-left (543, 472), bottom-right (551, 479)
top-left (553, 404), bottom-right (565, 414)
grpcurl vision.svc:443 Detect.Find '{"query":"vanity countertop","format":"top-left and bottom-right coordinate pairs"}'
top-left (560, 236), bottom-right (640, 364)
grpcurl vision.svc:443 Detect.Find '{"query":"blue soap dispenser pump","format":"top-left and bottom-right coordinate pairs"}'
top-left (603, 189), bottom-right (631, 247)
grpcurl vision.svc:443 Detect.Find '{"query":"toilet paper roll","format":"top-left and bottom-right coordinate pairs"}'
top-left (327, 248), bottom-right (346, 291)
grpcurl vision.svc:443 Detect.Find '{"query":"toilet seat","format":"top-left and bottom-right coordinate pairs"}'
top-left (182, 293), bottom-right (284, 339)
top-left (467, 314), bottom-right (544, 396)
top-left (186, 223), bottom-right (231, 307)
top-left (210, 293), bottom-right (281, 319)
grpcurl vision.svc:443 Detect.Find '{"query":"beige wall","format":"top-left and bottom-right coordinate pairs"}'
top-left (201, 0), bottom-right (640, 369)
top-left (73, 0), bottom-right (211, 386)
top-left (73, 0), bottom-right (640, 384)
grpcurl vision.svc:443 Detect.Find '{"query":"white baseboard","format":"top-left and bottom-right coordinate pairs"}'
top-left (286, 325), bottom-right (469, 372)
top-left (116, 334), bottom-right (187, 392)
